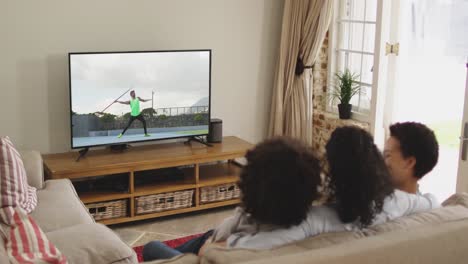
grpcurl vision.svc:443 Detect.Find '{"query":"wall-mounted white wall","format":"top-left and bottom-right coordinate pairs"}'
top-left (0, 0), bottom-right (284, 153)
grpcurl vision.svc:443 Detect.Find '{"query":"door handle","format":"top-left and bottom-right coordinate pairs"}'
top-left (461, 123), bottom-right (468, 161)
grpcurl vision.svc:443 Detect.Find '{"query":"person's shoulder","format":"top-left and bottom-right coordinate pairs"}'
top-left (233, 206), bottom-right (245, 215)
top-left (391, 189), bottom-right (405, 198)
top-left (309, 205), bottom-right (337, 214)
top-left (391, 189), bottom-right (441, 208)
top-left (390, 189), bottom-right (425, 201)
top-left (420, 192), bottom-right (441, 208)
top-left (304, 205), bottom-right (346, 233)
top-left (383, 189), bottom-right (408, 207)
top-left (305, 205), bottom-right (340, 222)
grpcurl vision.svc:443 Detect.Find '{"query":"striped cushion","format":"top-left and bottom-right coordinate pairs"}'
top-left (0, 207), bottom-right (67, 264)
top-left (0, 137), bottom-right (37, 213)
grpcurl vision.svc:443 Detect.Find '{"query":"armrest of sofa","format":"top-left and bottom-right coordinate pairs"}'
top-left (141, 254), bottom-right (199, 264)
top-left (46, 223), bottom-right (137, 264)
top-left (19, 150), bottom-right (44, 190)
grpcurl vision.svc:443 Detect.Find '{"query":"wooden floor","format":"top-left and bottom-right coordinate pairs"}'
top-left (111, 206), bottom-right (235, 247)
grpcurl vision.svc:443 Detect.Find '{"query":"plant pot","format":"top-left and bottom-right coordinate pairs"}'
top-left (338, 103), bottom-right (352, 119)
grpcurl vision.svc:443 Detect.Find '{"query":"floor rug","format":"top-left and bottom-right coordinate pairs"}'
top-left (133, 233), bottom-right (203, 262)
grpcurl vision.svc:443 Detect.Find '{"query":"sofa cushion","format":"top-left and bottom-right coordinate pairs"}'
top-left (201, 193), bottom-right (468, 264)
top-left (19, 150), bottom-right (45, 190)
top-left (363, 204), bottom-right (468, 235)
top-left (293, 230), bottom-right (364, 249)
top-left (362, 192), bottom-right (468, 236)
top-left (142, 254), bottom-right (199, 264)
top-left (442, 192), bottom-right (468, 207)
top-left (0, 136), bottom-right (37, 213)
top-left (240, 219), bottom-right (468, 264)
top-left (201, 231), bottom-right (364, 264)
top-left (30, 179), bottom-right (94, 232)
top-left (46, 223), bottom-right (136, 264)
top-left (0, 207), bottom-right (67, 264)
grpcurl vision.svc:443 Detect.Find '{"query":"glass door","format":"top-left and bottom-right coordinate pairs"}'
top-left (385, 0), bottom-right (468, 201)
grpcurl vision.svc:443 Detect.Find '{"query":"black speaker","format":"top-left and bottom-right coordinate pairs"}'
top-left (208, 118), bottom-right (222, 143)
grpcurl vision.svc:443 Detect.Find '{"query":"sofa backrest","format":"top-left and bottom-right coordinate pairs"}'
top-left (19, 150), bottom-right (44, 190)
top-left (201, 231), bottom-right (365, 264)
top-left (201, 193), bottom-right (468, 264)
top-left (241, 219), bottom-right (468, 264)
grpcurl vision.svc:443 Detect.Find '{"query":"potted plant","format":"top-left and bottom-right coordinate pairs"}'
top-left (330, 69), bottom-right (361, 119)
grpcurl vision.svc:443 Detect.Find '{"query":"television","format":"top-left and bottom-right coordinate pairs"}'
top-left (69, 50), bottom-right (211, 149)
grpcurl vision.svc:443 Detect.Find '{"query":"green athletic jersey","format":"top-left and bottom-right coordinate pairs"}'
top-left (130, 98), bottom-right (141, 116)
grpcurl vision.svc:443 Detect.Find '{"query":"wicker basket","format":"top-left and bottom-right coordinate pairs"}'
top-left (200, 183), bottom-right (240, 204)
top-left (135, 190), bottom-right (194, 215)
top-left (86, 199), bottom-right (128, 221)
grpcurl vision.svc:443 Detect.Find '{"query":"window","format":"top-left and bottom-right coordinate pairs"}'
top-left (328, 0), bottom-right (378, 119)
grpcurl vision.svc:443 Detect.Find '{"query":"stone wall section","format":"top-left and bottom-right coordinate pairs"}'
top-left (311, 35), bottom-right (370, 157)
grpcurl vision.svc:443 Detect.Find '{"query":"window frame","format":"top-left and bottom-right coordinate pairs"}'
top-left (326, 0), bottom-right (378, 123)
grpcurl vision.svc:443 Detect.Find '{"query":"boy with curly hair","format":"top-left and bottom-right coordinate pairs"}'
top-left (143, 137), bottom-right (322, 260)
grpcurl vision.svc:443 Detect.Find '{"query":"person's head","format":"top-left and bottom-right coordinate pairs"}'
top-left (130, 90), bottom-right (136, 98)
top-left (325, 126), bottom-right (394, 227)
top-left (239, 137), bottom-right (321, 227)
top-left (384, 122), bottom-right (439, 192)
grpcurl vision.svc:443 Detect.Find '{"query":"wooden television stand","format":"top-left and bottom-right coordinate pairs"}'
top-left (42, 136), bottom-right (253, 225)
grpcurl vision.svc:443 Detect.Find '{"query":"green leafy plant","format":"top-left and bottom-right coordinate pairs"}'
top-left (99, 113), bottom-right (116, 123)
top-left (194, 114), bottom-right (204, 122)
top-left (122, 112), bottom-right (132, 119)
top-left (141, 108), bottom-right (157, 117)
top-left (330, 69), bottom-right (361, 105)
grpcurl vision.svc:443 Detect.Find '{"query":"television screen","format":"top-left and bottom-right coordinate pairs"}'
top-left (69, 50), bottom-right (210, 149)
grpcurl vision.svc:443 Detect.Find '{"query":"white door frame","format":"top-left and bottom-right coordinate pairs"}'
top-left (369, 0), bottom-right (392, 148)
top-left (456, 62), bottom-right (468, 192)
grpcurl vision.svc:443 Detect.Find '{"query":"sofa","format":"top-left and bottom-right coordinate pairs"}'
top-left (157, 194), bottom-right (468, 264)
top-left (0, 150), bottom-right (194, 264)
top-left (0, 150), bottom-right (139, 264)
top-left (3, 151), bottom-right (468, 264)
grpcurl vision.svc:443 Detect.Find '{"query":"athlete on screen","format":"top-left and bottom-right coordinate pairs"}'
top-left (116, 90), bottom-right (151, 138)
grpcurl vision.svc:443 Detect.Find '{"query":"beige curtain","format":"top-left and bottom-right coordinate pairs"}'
top-left (268, 0), bottom-right (333, 144)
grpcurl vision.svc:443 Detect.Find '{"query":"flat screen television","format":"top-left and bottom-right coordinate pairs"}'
top-left (69, 50), bottom-right (211, 149)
